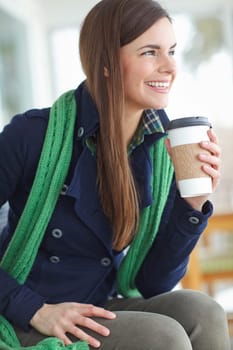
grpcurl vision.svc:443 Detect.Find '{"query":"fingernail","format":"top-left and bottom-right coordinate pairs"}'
top-left (103, 328), bottom-right (110, 336)
top-left (199, 154), bottom-right (207, 160)
top-left (201, 141), bottom-right (209, 146)
top-left (94, 340), bottom-right (101, 348)
top-left (203, 164), bottom-right (211, 170)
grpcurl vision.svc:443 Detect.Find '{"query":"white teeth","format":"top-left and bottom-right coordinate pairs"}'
top-left (147, 81), bottom-right (170, 88)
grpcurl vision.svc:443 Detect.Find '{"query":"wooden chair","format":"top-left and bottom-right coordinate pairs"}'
top-left (181, 213), bottom-right (233, 295)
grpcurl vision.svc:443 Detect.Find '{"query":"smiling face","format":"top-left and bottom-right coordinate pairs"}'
top-left (120, 17), bottom-right (177, 117)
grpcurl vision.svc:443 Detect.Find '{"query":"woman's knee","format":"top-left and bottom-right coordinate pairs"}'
top-left (143, 313), bottom-right (192, 350)
top-left (94, 311), bottom-right (192, 350)
top-left (165, 290), bottom-right (230, 350)
top-left (171, 289), bottom-right (227, 323)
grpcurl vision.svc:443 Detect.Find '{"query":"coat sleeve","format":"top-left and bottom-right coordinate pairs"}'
top-left (0, 268), bottom-right (46, 330)
top-left (0, 111), bottom-right (48, 330)
top-left (135, 179), bottom-right (213, 297)
top-left (0, 110), bottom-right (47, 205)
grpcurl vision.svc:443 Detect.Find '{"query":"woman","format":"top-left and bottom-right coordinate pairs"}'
top-left (0, 0), bottom-right (230, 349)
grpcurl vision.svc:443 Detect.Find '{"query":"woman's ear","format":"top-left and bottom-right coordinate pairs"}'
top-left (104, 67), bottom-right (109, 77)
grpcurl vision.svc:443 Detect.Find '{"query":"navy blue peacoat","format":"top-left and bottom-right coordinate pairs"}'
top-left (0, 82), bottom-right (213, 331)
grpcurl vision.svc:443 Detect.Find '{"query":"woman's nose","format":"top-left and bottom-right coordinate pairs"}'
top-left (158, 55), bottom-right (177, 74)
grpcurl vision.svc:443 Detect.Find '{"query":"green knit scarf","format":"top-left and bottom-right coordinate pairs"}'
top-left (0, 90), bottom-right (173, 349)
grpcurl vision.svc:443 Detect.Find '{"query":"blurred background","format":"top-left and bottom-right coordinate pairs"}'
top-left (0, 0), bottom-right (233, 340)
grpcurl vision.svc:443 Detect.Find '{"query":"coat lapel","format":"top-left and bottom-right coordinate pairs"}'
top-left (66, 146), bottom-right (113, 252)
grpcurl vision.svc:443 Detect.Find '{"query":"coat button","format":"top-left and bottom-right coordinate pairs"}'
top-left (61, 184), bottom-right (68, 195)
top-left (188, 216), bottom-right (200, 224)
top-left (77, 127), bottom-right (84, 138)
top-left (51, 228), bottom-right (63, 239)
top-left (49, 256), bottom-right (60, 263)
top-left (100, 257), bottom-right (111, 267)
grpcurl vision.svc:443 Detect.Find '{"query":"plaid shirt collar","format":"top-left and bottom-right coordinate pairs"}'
top-left (127, 109), bottom-right (165, 154)
top-left (86, 109), bottom-right (165, 156)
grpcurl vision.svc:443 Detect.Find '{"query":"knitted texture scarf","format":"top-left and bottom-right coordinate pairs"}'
top-left (0, 90), bottom-right (173, 349)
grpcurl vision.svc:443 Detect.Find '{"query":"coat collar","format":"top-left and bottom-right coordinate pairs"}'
top-left (74, 81), bottom-right (170, 144)
top-left (74, 81), bottom-right (99, 143)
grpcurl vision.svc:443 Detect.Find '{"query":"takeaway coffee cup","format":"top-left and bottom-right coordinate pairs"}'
top-left (166, 116), bottom-right (212, 198)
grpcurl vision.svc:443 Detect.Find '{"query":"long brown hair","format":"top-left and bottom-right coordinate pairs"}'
top-left (79, 0), bottom-right (171, 251)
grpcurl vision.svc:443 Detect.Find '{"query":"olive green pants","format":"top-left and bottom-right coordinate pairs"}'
top-left (14, 290), bottom-right (230, 349)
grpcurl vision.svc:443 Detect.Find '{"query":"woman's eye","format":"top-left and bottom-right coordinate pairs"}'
top-left (169, 49), bottom-right (176, 56)
top-left (142, 50), bottom-right (157, 56)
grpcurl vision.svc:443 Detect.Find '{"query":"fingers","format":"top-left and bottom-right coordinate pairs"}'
top-left (69, 318), bottom-right (104, 348)
top-left (199, 150), bottom-right (221, 171)
top-left (199, 128), bottom-right (221, 190)
top-left (69, 323), bottom-right (102, 348)
top-left (72, 312), bottom-right (111, 338)
top-left (67, 304), bottom-right (115, 347)
top-left (57, 306), bottom-right (114, 348)
top-left (31, 303), bottom-right (116, 348)
top-left (79, 304), bottom-right (116, 320)
top-left (207, 127), bottom-right (219, 145)
top-left (205, 128), bottom-right (221, 157)
top-left (41, 317), bottom-right (104, 348)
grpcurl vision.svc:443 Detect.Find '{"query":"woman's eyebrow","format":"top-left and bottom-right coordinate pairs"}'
top-left (137, 43), bottom-right (177, 51)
